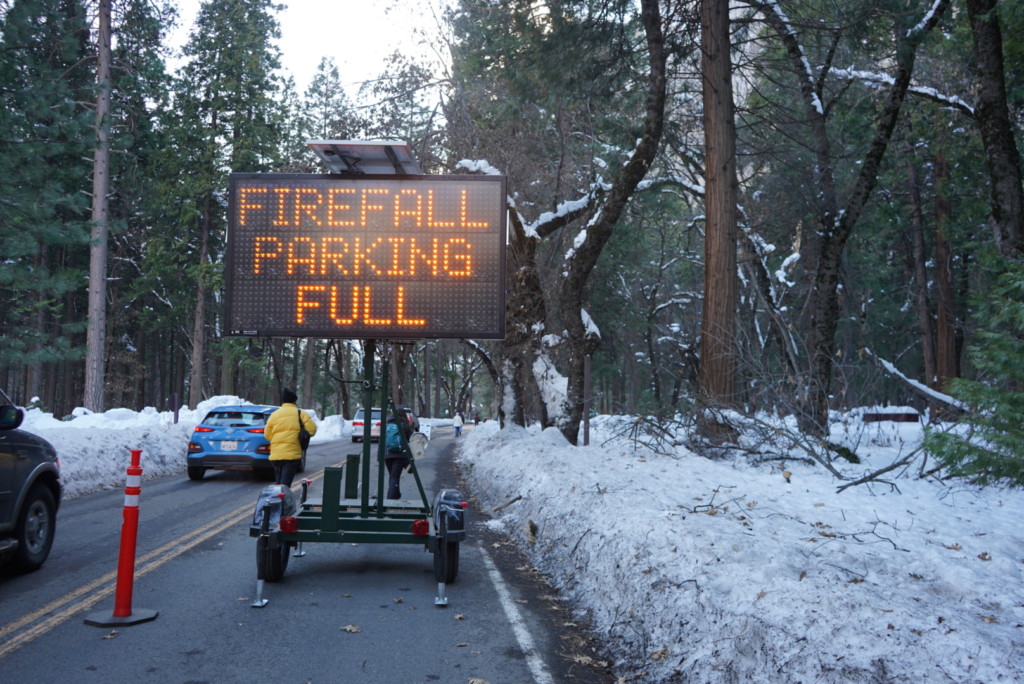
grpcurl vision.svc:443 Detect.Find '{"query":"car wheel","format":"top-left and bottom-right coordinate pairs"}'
top-left (352, 437), bottom-right (360, 443)
top-left (256, 535), bottom-right (289, 582)
top-left (298, 450), bottom-right (307, 473)
top-left (12, 485), bottom-right (56, 572)
top-left (187, 465), bottom-right (205, 481)
top-left (433, 541), bottom-right (459, 584)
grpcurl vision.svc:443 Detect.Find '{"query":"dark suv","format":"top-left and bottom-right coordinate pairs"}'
top-left (0, 401), bottom-right (62, 572)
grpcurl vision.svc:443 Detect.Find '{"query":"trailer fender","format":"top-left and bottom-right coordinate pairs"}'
top-left (433, 488), bottom-right (467, 542)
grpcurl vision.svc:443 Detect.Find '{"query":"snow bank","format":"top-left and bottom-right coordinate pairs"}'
top-left (310, 415), bottom-right (350, 444)
top-left (18, 396), bottom-right (347, 499)
top-left (458, 417), bottom-right (1024, 682)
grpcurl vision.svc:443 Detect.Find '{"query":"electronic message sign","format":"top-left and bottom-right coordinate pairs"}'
top-left (225, 174), bottom-right (507, 340)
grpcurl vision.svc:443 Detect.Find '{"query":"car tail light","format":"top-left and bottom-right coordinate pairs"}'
top-left (279, 516), bottom-right (298, 534)
top-left (194, 426), bottom-right (213, 432)
top-left (353, 421), bottom-right (363, 427)
top-left (188, 442), bottom-right (203, 453)
top-left (374, 422), bottom-right (380, 427)
top-left (255, 444), bottom-right (270, 454)
top-left (411, 519), bottom-right (429, 536)
top-left (247, 427), bottom-right (264, 433)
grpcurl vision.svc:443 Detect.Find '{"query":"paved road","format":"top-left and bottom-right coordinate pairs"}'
top-left (0, 424), bottom-right (608, 684)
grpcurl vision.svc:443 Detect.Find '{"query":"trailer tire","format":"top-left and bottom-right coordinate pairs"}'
top-left (433, 541), bottom-right (459, 583)
top-left (256, 536), bottom-right (289, 582)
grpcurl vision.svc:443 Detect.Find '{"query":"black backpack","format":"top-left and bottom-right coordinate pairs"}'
top-left (297, 408), bottom-right (311, 451)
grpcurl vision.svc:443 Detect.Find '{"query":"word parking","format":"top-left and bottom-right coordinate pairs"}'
top-left (225, 174), bottom-right (507, 340)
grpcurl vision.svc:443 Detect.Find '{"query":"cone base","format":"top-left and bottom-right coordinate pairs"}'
top-left (84, 608), bottom-right (159, 627)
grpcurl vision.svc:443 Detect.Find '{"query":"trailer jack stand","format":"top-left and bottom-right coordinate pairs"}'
top-left (251, 579), bottom-right (268, 608)
top-left (293, 541), bottom-right (305, 558)
top-left (435, 582), bottom-right (448, 606)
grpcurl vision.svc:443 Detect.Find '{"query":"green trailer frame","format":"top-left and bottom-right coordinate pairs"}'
top-left (249, 338), bottom-right (465, 608)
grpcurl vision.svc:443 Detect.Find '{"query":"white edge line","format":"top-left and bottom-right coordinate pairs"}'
top-left (477, 546), bottom-right (555, 684)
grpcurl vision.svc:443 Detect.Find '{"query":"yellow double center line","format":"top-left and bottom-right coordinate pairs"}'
top-left (0, 466), bottom-right (334, 660)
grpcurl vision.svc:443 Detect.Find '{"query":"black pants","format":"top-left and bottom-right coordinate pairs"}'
top-left (274, 459), bottom-right (300, 487)
top-left (385, 455), bottom-right (409, 500)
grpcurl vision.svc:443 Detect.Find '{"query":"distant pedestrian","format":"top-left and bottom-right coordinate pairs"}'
top-left (383, 414), bottom-right (411, 499)
top-left (264, 388), bottom-right (316, 487)
top-left (453, 412), bottom-right (464, 437)
top-left (473, 413), bottom-right (480, 425)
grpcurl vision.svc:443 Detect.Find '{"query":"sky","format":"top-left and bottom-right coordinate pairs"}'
top-left (168, 0), bottom-right (442, 98)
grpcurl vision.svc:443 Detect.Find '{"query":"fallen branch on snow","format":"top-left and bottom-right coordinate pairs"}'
top-left (836, 448), bottom-right (921, 493)
top-left (863, 347), bottom-right (965, 414)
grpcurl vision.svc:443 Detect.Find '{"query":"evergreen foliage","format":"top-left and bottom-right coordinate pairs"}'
top-left (0, 0), bottom-right (93, 369)
top-left (924, 259), bottom-right (1024, 487)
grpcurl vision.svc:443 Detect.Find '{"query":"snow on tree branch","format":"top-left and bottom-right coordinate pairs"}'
top-left (581, 308), bottom-right (601, 339)
top-left (455, 159), bottom-right (503, 176)
top-left (757, 1), bottom-right (824, 116)
top-left (864, 347), bottom-right (966, 411)
top-left (637, 173), bottom-right (706, 196)
top-left (651, 296), bottom-right (694, 316)
top-left (527, 184), bottom-right (606, 240)
top-left (906, 0), bottom-right (944, 38)
top-left (831, 68), bottom-right (974, 118)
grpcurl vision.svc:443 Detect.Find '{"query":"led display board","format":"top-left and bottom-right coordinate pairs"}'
top-left (225, 173), bottom-right (507, 340)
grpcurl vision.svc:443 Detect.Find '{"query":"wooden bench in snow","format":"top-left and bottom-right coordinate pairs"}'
top-left (862, 412), bottom-right (919, 423)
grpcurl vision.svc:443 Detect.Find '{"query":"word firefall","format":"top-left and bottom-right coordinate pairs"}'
top-left (225, 175), bottom-right (507, 340)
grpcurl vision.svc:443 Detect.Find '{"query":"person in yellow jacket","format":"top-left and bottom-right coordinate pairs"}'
top-left (263, 388), bottom-right (317, 487)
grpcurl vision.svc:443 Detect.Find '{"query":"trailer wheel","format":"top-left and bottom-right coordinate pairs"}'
top-left (256, 536), bottom-right (289, 582)
top-left (433, 541), bottom-right (459, 583)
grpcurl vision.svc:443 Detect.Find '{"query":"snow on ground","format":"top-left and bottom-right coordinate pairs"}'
top-left (18, 396), bottom-right (353, 499)
top-left (458, 413), bottom-right (1024, 683)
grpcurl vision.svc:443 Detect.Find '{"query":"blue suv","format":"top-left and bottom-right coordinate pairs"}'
top-left (187, 405), bottom-right (302, 481)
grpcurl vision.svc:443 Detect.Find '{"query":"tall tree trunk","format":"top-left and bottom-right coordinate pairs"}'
top-left (699, 0), bottom-right (739, 413)
top-left (556, 0), bottom-right (666, 444)
top-left (338, 343), bottom-right (350, 418)
top-left (221, 342), bottom-right (233, 396)
top-left (29, 247), bottom-right (46, 402)
top-left (424, 344), bottom-right (431, 419)
top-left (435, 342), bottom-right (442, 418)
top-left (175, 330), bottom-right (186, 402)
top-left (270, 339), bottom-right (285, 403)
top-left (83, 0), bottom-right (111, 412)
top-left (302, 338), bottom-right (315, 407)
top-left (502, 207), bottom-right (546, 427)
top-left (135, 331), bottom-right (147, 410)
top-left (907, 152), bottom-right (937, 389)
top-left (934, 142), bottom-right (957, 395)
top-left (965, 0), bottom-right (1024, 258)
top-left (758, 0), bottom-right (949, 433)
top-left (188, 194), bottom-right (212, 409)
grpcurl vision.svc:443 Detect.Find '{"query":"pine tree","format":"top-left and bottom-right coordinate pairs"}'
top-left (0, 0), bottom-right (94, 404)
top-left (924, 259), bottom-right (1024, 487)
top-left (165, 0), bottom-right (285, 409)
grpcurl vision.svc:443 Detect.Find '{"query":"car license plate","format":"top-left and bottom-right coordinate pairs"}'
top-left (220, 440), bottom-right (238, 451)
